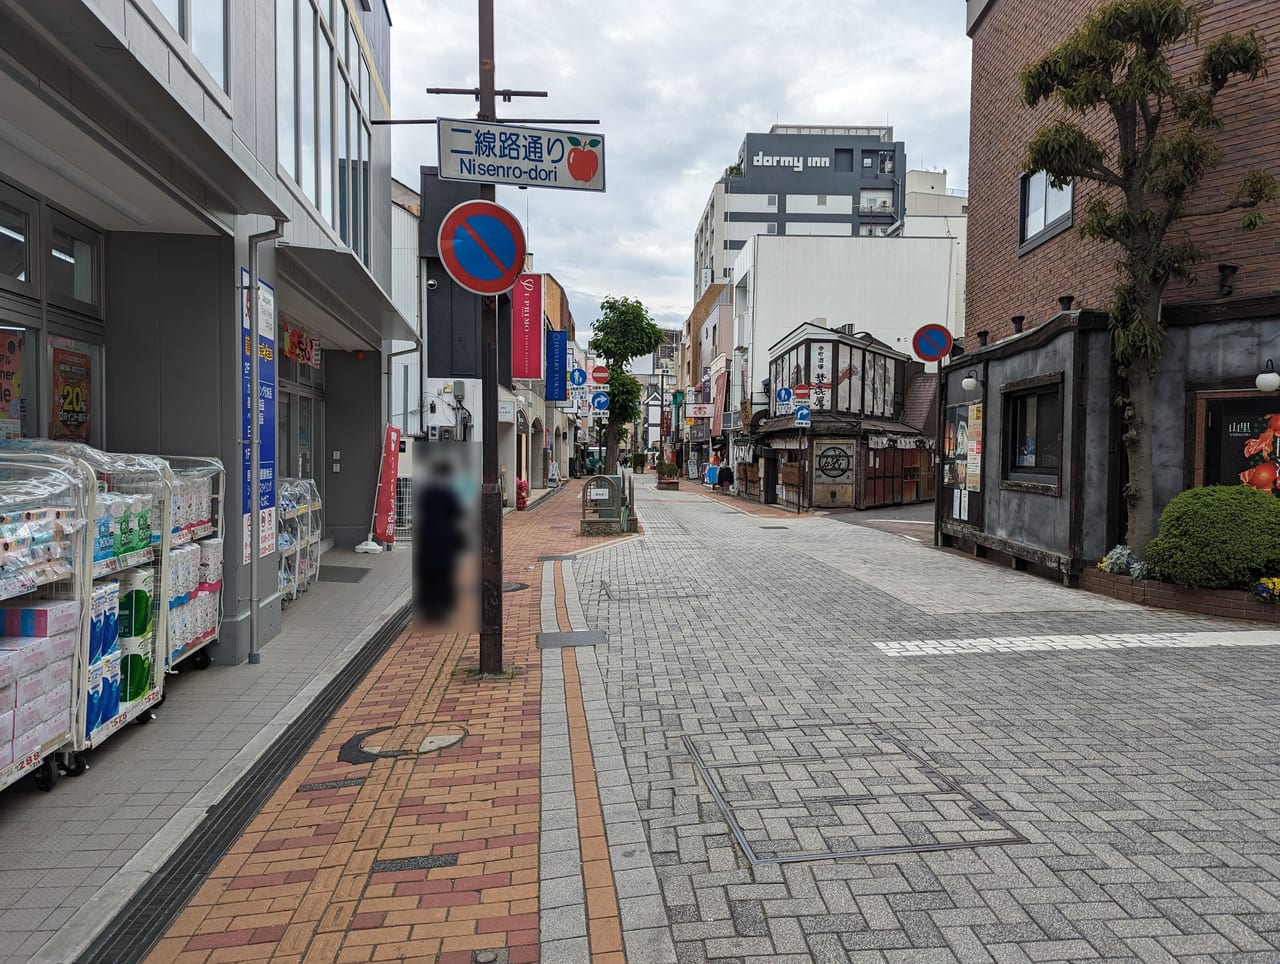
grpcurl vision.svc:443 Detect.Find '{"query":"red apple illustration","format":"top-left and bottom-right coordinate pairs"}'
top-left (566, 137), bottom-right (601, 182)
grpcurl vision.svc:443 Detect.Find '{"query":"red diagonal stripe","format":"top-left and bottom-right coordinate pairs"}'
top-left (459, 218), bottom-right (509, 274)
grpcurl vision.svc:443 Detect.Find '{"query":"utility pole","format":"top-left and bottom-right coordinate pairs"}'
top-left (475, 0), bottom-right (504, 673)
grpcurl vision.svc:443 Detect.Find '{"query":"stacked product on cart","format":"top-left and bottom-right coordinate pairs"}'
top-left (0, 440), bottom-right (172, 758)
top-left (157, 457), bottom-right (224, 670)
top-left (277, 478), bottom-right (322, 605)
top-left (0, 454), bottom-right (89, 792)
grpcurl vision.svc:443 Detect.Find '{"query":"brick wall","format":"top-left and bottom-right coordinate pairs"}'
top-left (968, 0), bottom-right (1280, 345)
top-left (1080, 569), bottom-right (1280, 625)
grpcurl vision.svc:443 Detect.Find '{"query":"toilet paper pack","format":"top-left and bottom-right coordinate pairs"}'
top-left (119, 634), bottom-right (153, 706)
top-left (118, 570), bottom-right (153, 639)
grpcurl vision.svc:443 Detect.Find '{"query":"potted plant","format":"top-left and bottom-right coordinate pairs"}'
top-left (631, 452), bottom-right (646, 473)
top-left (656, 462), bottom-right (680, 491)
top-left (515, 478), bottom-right (529, 511)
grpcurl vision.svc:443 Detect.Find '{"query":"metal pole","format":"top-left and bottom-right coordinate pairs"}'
top-left (247, 217), bottom-right (285, 665)
top-left (477, 0), bottom-right (503, 674)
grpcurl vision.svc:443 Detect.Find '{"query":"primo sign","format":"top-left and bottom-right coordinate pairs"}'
top-left (438, 119), bottom-right (606, 192)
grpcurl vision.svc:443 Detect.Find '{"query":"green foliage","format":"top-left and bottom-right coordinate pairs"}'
top-left (589, 296), bottom-right (663, 369)
top-left (658, 462), bottom-right (678, 479)
top-left (606, 372), bottom-right (643, 429)
top-left (1019, 0), bottom-right (1275, 370)
top-left (630, 452), bottom-right (646, 472)
top-left (1146, 485), bottom-right (1280, 588)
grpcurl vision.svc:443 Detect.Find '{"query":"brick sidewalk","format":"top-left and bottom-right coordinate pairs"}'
top-left (146, 480), bottom-right (630, 963)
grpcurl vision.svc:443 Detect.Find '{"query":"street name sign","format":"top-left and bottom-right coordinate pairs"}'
top-left (438, 119), bottom-right (606, 192)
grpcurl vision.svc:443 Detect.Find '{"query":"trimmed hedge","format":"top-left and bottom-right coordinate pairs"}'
top-left (1146, 485), bottom-right (1280, 589)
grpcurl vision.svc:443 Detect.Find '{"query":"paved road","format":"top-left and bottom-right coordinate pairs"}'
top-left (825, 502), bottom-right (936, 542)
top-left (574, 486), bottom-right (1280, 963)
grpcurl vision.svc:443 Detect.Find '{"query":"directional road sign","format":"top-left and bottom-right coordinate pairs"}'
top-left (793, 383), bottom-right (811, 402)
top-left (437, 200), bottom-right (526, 296)
top-left (912, 324), bottom-right (954, 362)
top-left (794, 404), bottom-right (812, 428)
top-left (569, 367), bottom-right (588, 387)
top-left (591, 391), bottom-right (610, 411)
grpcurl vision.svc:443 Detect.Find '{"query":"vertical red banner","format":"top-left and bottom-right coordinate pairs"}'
top-left (512, 274), bottom-right (543, 379)
top-left (373, 425), bottom-right (402, 543)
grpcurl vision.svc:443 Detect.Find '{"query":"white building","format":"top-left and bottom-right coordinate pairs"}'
top-left (732, 234), bottom-right (960, 419)
top-left (889, 169), bottom-right (968, 333)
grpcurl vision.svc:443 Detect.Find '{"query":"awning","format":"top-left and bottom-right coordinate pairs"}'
top-left (276, 243), bottom-right (419, 349)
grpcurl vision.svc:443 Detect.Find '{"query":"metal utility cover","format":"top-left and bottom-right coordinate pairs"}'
top-left (537, 630), bottom-right (607, 649)
top-left (318, 565), bottom-right (370, 583)
top-left (685, 723), bottom-right (1025, 864)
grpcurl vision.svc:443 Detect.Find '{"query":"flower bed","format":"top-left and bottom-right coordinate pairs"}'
top-left (1080, 569), bottom-right (1280, 624)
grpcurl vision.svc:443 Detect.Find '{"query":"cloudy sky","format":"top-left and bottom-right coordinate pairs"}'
top-left (389, 0), bottom-right (972, 337)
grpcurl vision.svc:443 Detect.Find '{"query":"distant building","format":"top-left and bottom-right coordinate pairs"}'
top-left (692, 125), bottom-right (908, 301)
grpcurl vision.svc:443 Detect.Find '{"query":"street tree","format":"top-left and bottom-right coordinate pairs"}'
top-left (1021, 0), bottom-right (1277, 552)
top-left (589, 296), bottom-right (663, 473)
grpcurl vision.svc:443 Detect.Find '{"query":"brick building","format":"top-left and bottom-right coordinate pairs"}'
top-left (940, 0), bottom-right (1280, 578)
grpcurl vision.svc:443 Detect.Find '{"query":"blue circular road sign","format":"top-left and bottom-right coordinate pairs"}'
top-left (437, 200), bottom-right (527, 296)
top-left (570, 367), bottom-right (588, 387)
top-left (794, 405), bottom-right (812, 421)
top-left (591, 391), bottom-right (610, 411)
top-left (912, 324), bottom-right (954, 362)
top-left (776, 386), bottom-right (793, 403)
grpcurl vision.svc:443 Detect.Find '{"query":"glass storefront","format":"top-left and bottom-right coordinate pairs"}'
top-left (0, 175), bottom-right (104, 448)
top-left (277, 314), bottom-right (325, 505)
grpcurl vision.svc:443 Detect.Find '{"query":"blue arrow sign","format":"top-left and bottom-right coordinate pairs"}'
top-left (569, 367), bottom-right (588, 387)
top-left (591, 391), bottom-right (610, 411)
top-left (776, 386), bottom-right (793, 403)
top-left (794, 404), bottom-right (812, 426)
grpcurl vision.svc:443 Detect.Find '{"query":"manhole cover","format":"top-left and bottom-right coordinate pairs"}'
top-left (502, 581), bottom-right (529, 592)
top-left (318, 565), bottom-right (370, 583)
top-left (685, 723), bottom-right (1025, 864)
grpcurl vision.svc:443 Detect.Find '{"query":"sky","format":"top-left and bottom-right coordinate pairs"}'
top-left (388, 0), bottom-right (972, 340)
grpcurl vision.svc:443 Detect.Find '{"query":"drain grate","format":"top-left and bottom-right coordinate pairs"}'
top-left (760, 525), bottom-right (789, 530)
top-left (685, 723), bottom-right (1025, 864)
top-left (502, 581), bottom-right (529, 593)
top-left (318, 565), bottom-right (370, 583)
top-left (80, 603), bottom-right (414, 963)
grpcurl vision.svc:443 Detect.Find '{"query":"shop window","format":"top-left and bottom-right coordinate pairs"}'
top-left (0, 182), bottom-right (36, 297)
top-left (47, 212), bottom-right (100, 316)
top-left (1002, 376), bottom-right (1063, 489)
top-left (298, 2), bottom-right (317, 202)
top-left (1019, 171), bottom-right (1072, 253)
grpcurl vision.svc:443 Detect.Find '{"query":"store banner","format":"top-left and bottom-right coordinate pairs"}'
top-left (966, 403), bottom-right (983, 492)
top-left (241, 268), bottom-right (278, 564)
top-left (545, 330), bottom-right (567, 401)
top-left (0, 332), bottom-right (23, 439)
top-left (373, 425), bottom-right (402, 543)
top-left (512, 274), bottom-right (542, 379)
top-left (711, 370), bottom-right (729, 437)
top-left (283, 319), bottom-right (321, 368)
top-left (50, 345), bottom-right (91, 443)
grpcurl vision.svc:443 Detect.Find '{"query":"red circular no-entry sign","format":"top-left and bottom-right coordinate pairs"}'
top-left (591, 366), bottom-right (610, 384)
top-left (792, 383), bottom-right (811, 401)
top-left (437, 200), bottom-right (527, 296)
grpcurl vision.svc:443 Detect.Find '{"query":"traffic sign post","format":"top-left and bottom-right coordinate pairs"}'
top-left (590, 365), bottom-right (610, 384)
top-left (912, 324), bottom-right (954, 363)
top-left (793, 383), bottom-right (811, 402)
top-left (775, 385), bottom-right (794, 415)
top-left (591, 391), bottom-right (610, 412)
top-left (569, 367), bottom-right (588, 387)
top-left (794, 404), bottom-right (812, 428)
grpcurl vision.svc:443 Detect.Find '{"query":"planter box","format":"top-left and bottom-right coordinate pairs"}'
top-left (656, 480), bottom-right (680, 491)
top-left (1080, 569), bottom-right (1280, 624)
